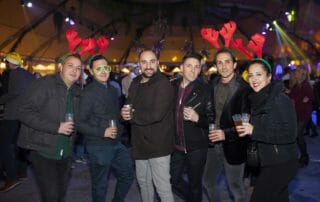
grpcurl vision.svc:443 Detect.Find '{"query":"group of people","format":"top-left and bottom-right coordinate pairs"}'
top-left (0, 48), bottom-right (301, 202)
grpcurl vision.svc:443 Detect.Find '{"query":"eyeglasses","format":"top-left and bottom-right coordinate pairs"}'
top-left (93, 65), bottom-right (112, 73)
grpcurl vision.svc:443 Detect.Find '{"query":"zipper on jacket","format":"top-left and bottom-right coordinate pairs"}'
top-left (273, 145), bottom-right (279, 154)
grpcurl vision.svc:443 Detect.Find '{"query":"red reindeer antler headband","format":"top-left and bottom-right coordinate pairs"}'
top-left (201, 21), bottom-right (266, 59)
top-left (65, 29), bottom-right (110, 56)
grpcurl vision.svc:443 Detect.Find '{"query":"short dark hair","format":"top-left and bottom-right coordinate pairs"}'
top-left (138, 49), bottom-right (158, 60)
top-left (182, 52), bottom-right (202, 64)
top-left (59, 53), bottom-right (82, 65)
top-left (213, 48), bottom-right (236, 64)
top-left (88, 54), bottom-right (108, 69)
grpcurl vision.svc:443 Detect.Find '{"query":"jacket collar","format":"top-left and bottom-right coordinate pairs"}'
top-left (54, 73), bottom-right (81, 95)
top-left (134, 70), bottom-right (162, 85)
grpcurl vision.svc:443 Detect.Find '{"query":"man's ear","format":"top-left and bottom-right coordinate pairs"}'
top-left (88, 66), bottom-right (94, 76)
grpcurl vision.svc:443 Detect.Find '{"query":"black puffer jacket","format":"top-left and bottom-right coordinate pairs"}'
top-left (18, 74), bottom-right (81, 155)
top-left (249, 81), bottom-right (298, 166)
top-left (171, 78), bottom-right (214, 152)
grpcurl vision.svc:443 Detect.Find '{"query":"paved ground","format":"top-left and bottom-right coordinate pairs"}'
top-left (1, 134), bottom-right (320, 202)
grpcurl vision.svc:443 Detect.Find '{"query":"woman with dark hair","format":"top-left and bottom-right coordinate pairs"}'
top-left (235, 58), bottom-right (298, 202)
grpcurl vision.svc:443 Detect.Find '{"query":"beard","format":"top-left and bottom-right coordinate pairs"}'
top-left (142, 68), bottom-right (156, 79)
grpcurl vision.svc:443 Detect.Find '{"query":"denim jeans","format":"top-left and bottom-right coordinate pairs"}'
top-left (86, 143), bottom-right (134, 202)
top-left (170, 148), bottom-right (207, 202)
top-left (135, 155), bottom-right (174, 202)
top-left (30, 151), bottom-right (71, 202)
top-left (204, 144), bottom-right (246, 202)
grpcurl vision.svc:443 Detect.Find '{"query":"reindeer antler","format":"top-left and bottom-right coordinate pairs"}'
top-left (231, 38), bottom-right (254, 59)
top-left (66, 29), bottom-right (82, 53)
top-left (247, 33), bottom-right (266, 58)
top-left (200, 28), bottom-right (220, 49)
top-left (219, 21), bottom-right (236, 48)
top-left (96, 36), bottom-right (110, 55)
top-left (79, 38), bottom-right (97, 56)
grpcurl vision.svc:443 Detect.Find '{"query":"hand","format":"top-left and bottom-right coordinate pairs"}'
top-left (302, 96), bottom-right (309, 103)
top-left (58, 122), bottom-right (74, 136)
top-left (104, 127), bottom-right (117, 139)
top-left (183, 107), bottom-right (199, 122)
top-left (121, 107), bottom-right (133, 121)
top-left (235, 122), bottom-right (254, 137)
top-left (208, 129), bottom-right (225, 142)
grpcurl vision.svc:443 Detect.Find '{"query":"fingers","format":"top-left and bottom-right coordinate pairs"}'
top-left (183, 107), bottom-right (197, 121)
top-left (58, 122), bottom-right (74, 135)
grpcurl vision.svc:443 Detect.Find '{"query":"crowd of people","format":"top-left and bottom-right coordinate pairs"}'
top-left (0, 48), bottom-right (319, 202)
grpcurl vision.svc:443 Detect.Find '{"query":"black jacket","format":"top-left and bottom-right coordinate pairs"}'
top-left (249, 81), bottom-right (298, 166)
top-left (126, 71), bottom-right (175, 159)
top-left (79, 79), bottom-right (121, 145)
top-left (18, 74), bottom-right (81, 155)
top-left (0, 67), bottom-right (35, 120)
top-left (171, 78), bottom-right (214, 152)
top-left (211, 75), bottom-right (251, 164)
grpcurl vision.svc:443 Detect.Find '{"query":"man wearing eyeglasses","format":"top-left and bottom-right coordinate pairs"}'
top-left (79, 54), bottom-right (134, 202)
top-left (121, 49), bottom-right (175, 202)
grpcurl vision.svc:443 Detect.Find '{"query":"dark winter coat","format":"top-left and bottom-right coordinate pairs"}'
top-left (126, 71), bottom-right (175, 159)
top-left (249, 81), bottom-right (298, 166)
top-left (17, 74), bottom-right (81, 155)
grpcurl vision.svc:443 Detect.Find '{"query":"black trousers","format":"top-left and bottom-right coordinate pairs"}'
top-left (250, 159), bottom-right (298, 202)
top-left (170, 148), bottom-right (207, 202)
top-left (297, 121), bottom-right (308, 156)
top-left (30, 151), bottom-right (71, 202)
top-left (0, 120), bottom-right (27, 181)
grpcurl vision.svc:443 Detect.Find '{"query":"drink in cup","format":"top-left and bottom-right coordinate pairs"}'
top-left (241, 113), bottom-right (250, 123)
top-left (109, 119), bottom-right (117, 138)
top-left (123, 104), bottom-right (133, 118)
top-left (65, 113), bottom-right (74, 122)
top-left (232, 114), bottom-right (242, 126)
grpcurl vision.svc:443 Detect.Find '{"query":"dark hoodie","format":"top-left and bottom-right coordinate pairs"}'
top-left (249, 81), bottom-right (299, 166)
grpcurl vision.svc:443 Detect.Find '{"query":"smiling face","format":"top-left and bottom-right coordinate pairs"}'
top-left (90, 58), bottom-right (111, 84)
top-left (138, 50), bottom-right (159, 82)
top-left (215, 52), bottom-right (237, 83)
top-left (248, 63), bottom-right (272, 92)
top-left (60, 55), bottom-right (82, 87)
top-left (181, 57), bottom-right (201, 85)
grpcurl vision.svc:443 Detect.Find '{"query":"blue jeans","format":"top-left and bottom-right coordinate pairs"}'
top-left (204, 144), bottom-right (246, 202)
top-left (86, 143), bottom-right (134, 202)
top-left (170, 148), bottom-right (207, 202)
top-left (135, 155), bottom-right (174, 202)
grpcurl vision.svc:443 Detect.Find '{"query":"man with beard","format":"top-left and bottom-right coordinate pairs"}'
top-left (121, 50), bottom-right (175, 202)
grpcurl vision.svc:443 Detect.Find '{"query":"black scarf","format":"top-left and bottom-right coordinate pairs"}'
top-left (249, 83), bottom-right (272, 111)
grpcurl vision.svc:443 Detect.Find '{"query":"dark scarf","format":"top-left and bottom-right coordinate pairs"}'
top-left (249, 83), bottom-right (272, 111)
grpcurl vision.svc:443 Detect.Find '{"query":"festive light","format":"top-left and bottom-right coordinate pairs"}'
top-left (273, 23), bottom-right (308, 61)
top-left (171, 56), bottom-right (178, 62)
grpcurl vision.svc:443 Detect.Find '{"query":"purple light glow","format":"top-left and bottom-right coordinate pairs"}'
top-left (70, 19), bottom-right (75, 26)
